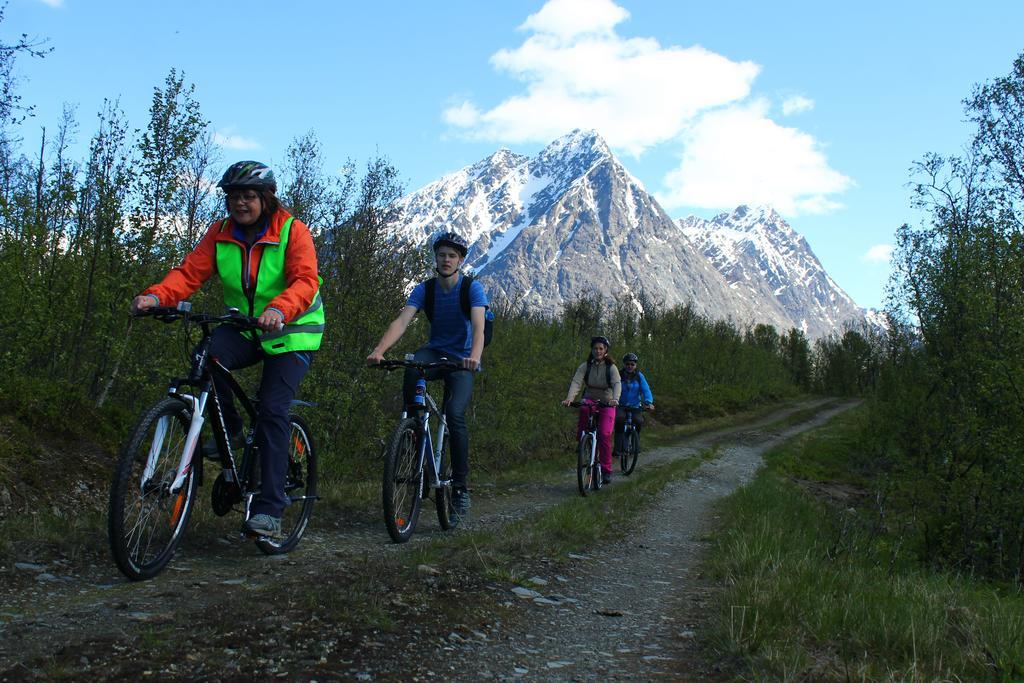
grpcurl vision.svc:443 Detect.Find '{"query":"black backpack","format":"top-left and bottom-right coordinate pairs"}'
top-left (423, 275), bottom-right (493, 346)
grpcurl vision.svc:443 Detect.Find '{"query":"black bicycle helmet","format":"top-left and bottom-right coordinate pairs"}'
top-left (218, 160), bottom-right (277, 192)
top-left (591, 336), bottom-right (611, 348)
top-left (623, 352), bottom-right (638, 363)
top-left (432, 230), bottom-right (469, 257)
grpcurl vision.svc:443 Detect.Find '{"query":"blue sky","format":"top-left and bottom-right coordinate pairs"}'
top-left (11, 0), bottom-right (1024, 310)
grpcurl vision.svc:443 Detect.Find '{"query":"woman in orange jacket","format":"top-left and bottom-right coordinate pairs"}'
top-left (131, 161), bottom-right (325, 538)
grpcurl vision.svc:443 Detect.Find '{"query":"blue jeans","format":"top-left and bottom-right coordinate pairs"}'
top-left (208, 326), bottom-right (313, 517)
top-left (402, 348), bottom-right (474, 488)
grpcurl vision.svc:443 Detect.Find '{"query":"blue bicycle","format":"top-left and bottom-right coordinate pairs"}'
top-left (375, 356), bottom-right (461, 543)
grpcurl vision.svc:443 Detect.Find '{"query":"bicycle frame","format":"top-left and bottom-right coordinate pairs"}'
top-left (579, 401), bottom-right (602, 468)
top-left (622, 407), bottom-right (637, 438)
top-left (138, 314), bottom-right (261, 517)
top-left (403, 379), bottom-right (451, 493)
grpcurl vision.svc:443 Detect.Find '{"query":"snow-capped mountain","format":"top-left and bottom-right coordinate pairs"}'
top-left (392, 129), bottom-right (863, 338)
top-left (679, 206), bottom-right (865, 339)
top-left (393, 130), bottom-right (780, 326)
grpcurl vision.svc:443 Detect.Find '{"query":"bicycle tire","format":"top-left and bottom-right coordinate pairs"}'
top-left (383, 417), bottom-right (423, 543)
top-left (621, 428), bottom-right (639, 476)
top-left (256, 414), bottom-right (318, 555)
top-left (108, 397), bottom-right (198, 580)
top-left (593, 436), bottom-right (604, 492)
top-left (435, 427), bottom-right (457, 530)
top-left (577, 433), bottom-right (597, 497)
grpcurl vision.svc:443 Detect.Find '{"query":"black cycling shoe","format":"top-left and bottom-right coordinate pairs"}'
top-left (601, 472), bottom-right (612, 485)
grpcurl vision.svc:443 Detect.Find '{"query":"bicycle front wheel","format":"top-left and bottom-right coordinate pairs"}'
top-left (621, 429), bottom-right (639, 476)
top-left (435, 427), bottom-right (456, 530)
top-left (108, 397), bottom-right (198, 581)
top-left (383, 417), bottom-right (423, 543)
top-left (257, 414), bottom-right (318, 555)
top-left (577, 433), bottom-right (597, 497)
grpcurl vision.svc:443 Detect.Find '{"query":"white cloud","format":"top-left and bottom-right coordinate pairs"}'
top-left (863, 244), bottom-right (893, 263)
top-left (443, 0), bottom-right (759, 156)
top-left (782, 95), bottom-right (814, 115)
top-left (445, 0), bottom-right (850, 215)
top-left (37, 0), bottom-right (63, 7)
top-left (659, 100), bottom-right (852, 216)
top-left (442, 101), bottom-right (482, 127)
top-left (520, 0), bottom-right (629, 42)
top-left (214, 130), bottom-right (261, 151)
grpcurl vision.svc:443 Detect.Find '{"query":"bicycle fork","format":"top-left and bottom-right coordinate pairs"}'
top-left (417, 412), bottom-right (450, 493)
top-left (142, 392), bottom-right (207, 495)
top-left (589, 429), bottom-right (599, 470)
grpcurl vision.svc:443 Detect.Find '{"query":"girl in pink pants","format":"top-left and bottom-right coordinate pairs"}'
top-left (562, 336), bottom-right (622, 484)
top-left (576, 400), bottom-right (617, 475)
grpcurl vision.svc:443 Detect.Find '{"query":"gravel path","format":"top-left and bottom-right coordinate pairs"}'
top-left (408, 399), bottom-right (859, 681)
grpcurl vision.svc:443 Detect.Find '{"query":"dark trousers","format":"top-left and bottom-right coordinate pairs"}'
top-left (402, 348), bottom-right (474, 488)
top-left (613, 406), bottom-right (644, 453)
top-left (209, 326), bottom-right (313, 517)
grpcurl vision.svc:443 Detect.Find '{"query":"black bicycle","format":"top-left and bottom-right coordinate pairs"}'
top-left (374, 357), bottom-right (461, 543)
top-left (618, 406), bottom-right (645, 476)
top-left (108, 303), bottom-right (318, 581)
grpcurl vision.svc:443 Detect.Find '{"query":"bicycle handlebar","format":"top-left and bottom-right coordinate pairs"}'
top-left (133, 306), bottom-right (261, 330)
top-left (373, 358), bottom-right (462, 372)
top-left (568, 399), bottom-right (615, 408)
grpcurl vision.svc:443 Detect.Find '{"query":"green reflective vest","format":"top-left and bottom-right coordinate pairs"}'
top-left (215, 217), bottom-right (325, 355)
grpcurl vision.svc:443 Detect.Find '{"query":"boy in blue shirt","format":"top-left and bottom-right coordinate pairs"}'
top-left (367, 231), bottom-right (488, 523)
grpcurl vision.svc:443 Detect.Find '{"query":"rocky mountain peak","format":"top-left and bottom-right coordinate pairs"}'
top-left (391, 131), bottom-right (865, 338)
top-left (533, 128), bottom-right (614, 178)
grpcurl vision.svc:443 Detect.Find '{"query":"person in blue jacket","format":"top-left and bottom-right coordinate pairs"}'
top-left (615, 352), bottom-right (654, 455)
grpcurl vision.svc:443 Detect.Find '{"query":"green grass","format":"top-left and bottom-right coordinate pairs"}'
top-left (0, 508), bottom-right (107, 563)
top-left (640, 395), bottom-right (821, 450)
top-left (479, 394), bottom-right (820, 489)
top-left (408, 451), bottom-right (714, 577)
top-left (703, 407), bottom-right (1024, 681)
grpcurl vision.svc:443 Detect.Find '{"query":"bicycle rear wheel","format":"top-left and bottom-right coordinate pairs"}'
top-left (577, 433), bottom-right (597, 497)
top-left (621, 429), bottom-right (639, 476)
top-left (383, 417), bottom-right (423, 543)
top-left (257, 414), bottom-right (318, 555)
top-left (435, 427), bottom-right (457, 530)
top-left (108, 397), bottom-right (198, 580)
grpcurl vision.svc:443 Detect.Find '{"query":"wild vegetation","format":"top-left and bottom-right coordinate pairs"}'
top-left (706, 406), bottom-right (1024, 680)
top-left (845, 53), bottom-right (1024, 582)
top-left (695, 51), bottom-right (1024, 680)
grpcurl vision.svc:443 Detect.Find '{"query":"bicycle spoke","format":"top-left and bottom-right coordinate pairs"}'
top-left (383, 418), bottom-right (423, 542)
top-left (255, 414), bottom-right (318, 556)
top-left (110, 397), bottom-right (199, 580)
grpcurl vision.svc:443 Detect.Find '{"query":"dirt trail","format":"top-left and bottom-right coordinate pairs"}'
top-left (403, 399), bottom-right (858, 681)
top-left (0, 397), bottom-right (856, 681)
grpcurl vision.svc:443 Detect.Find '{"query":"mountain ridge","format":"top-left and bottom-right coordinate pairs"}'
top-left (391, 129), bottom-right (865, 338)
